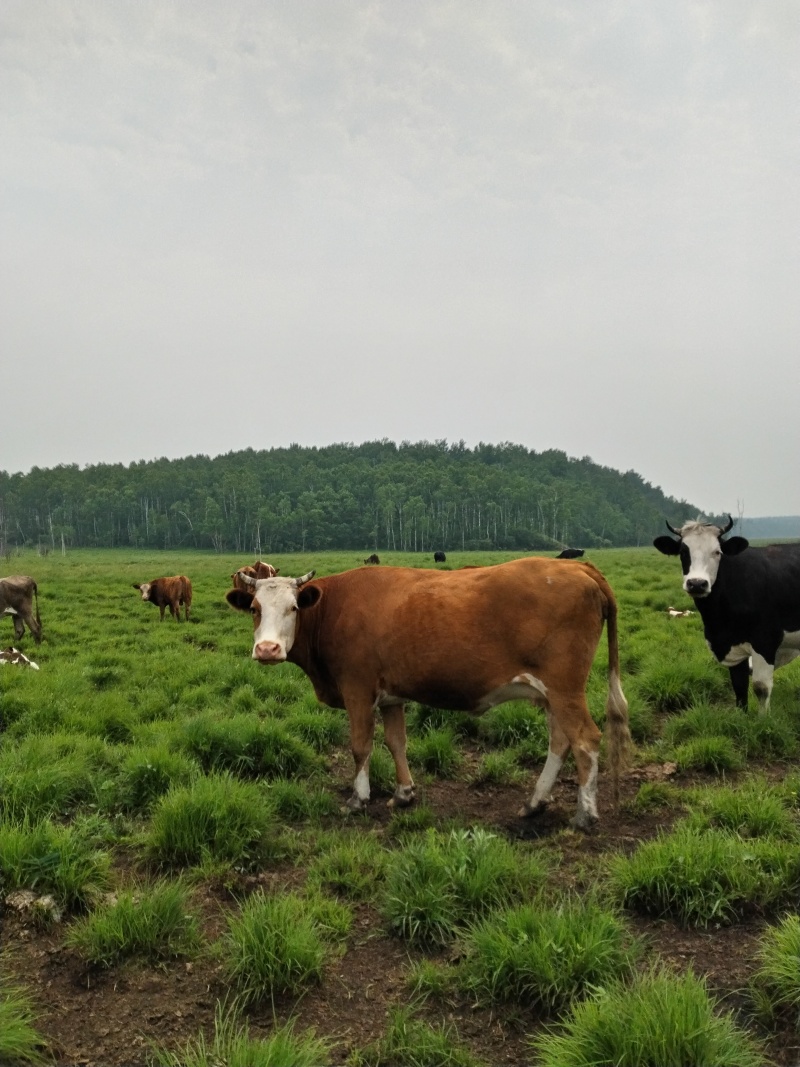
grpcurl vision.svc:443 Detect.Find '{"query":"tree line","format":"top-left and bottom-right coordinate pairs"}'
top-left (0, 439), bottom-right (704, 554)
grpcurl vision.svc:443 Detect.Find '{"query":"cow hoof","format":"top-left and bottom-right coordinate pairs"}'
top-left (344, 794), bottom-right (368, 813)
top-left (518, 800), bottom-right (548, 819)
top-left (388, 785), bottom-right (416, 809)
top-left (569, 811), bottom-right (599, 832)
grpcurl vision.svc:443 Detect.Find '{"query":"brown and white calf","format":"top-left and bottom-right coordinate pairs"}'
top-left (230, 561), bottom-right (278, 591)
top-left (0, 575), bottom-right (42, 644)
top-left (0, 646), bottom-right (39, 669)
top-left (226, 558), bottom-right (630, 829)
top-left (133, 575), bottom-right (192, 621)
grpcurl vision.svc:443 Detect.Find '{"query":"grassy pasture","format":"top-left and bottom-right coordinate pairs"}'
top-left (2, 546), bottom-right (800, 1065)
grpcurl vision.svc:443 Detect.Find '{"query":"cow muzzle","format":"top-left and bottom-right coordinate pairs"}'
top-left (253, 640), bottom-right (285, 663)
top-left (685, 577), bottom-right (710, 598)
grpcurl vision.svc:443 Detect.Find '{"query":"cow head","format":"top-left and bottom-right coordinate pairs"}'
top-left (653, 516), bottom-right (749, 598)
top-left (133, 582), bottom-right (152, 601)
top-left (226, 571), bottom-right (317, 662)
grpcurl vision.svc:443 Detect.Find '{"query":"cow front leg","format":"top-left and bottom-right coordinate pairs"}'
top-left (345, 701), bottom-right (376, 812)
top-left (381, 703), bottom-right (416, 809)
top-left (729, 660), bottom-right (750, 709)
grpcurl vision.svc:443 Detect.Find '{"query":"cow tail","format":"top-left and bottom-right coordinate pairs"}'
top-left (603, 589), bottom-right (631, 808)
top-left (33, 580), bottom-right (42, 644)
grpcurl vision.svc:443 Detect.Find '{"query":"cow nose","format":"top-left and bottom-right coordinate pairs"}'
top-left (254, 640), bottom-right (283, 663)
top-left (685, 578), bottom-right (709, 597)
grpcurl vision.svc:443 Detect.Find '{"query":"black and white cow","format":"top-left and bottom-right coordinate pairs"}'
top-left (654, 516), bottom-right (800, 710)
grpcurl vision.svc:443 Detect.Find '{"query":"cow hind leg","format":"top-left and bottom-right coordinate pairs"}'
top-left (345, 701), bottom-right (377, 812)
top-left (381, 703), bottom-right (416, 809)
top-left (522, 699), bottom-right (602, 830)
top-left (13, 615), bottom-right (25, 641)
top-left (520, 711), bottom-right (570, 819)
top-left (751, 653), bottom-right (775, 714)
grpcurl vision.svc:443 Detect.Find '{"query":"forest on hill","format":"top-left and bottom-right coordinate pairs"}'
top-left (0, 440), bottom-right (705, 554)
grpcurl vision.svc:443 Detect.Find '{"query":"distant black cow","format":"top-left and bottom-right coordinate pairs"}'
top-left (434, 551), bottom-right (447, 563)
top-left (0, 576), bottom-right (42, 644)
top-left (654, 516), bottom-right (800, 710)
top-left (557, 548), bottom-right (585, 560)
top-left (364, 554), bottom-right (380, 565)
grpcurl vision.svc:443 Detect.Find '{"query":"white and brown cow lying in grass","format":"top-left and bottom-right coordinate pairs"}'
top-left (0, 647), bottom-right (39, 669)
top-left (133, 575), bottom-right (192, 621)
top-left (226, 558), bottom-right (630, 830)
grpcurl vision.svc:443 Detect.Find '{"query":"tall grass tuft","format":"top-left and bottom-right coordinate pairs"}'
top-left (609, 823), bottom-right (800, 926)
top-left (307, 832), bottom-right (387, 901)
top-left (751, 914), bottom-right (800, 1022)
top-left (0, 818), bottom-right (110, 911)
top-left (147, 773), bottom-right (274, 867)
top-left (532, 967), bottom-right (767, 1067)
top-left (383, 828), bottom-right (547, 946)
top-left (66, 880), bottom-right (201, 966)
top-left (153, 1002), bottom-right (330, 1067)
top-left (223, 891), bottom-right (350, 1005)
top-left (351, 1007), bottom-right (485, 1067)
top-left (457, 896), bottom-right (637, 1012)
top-left (0, 977), bottom-right (47, 1065)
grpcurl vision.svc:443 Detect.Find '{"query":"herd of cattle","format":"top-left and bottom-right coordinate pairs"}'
top-left (3, 519), bottom-right (800, 827)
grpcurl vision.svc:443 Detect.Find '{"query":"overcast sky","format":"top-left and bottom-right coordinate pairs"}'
top-left (2, 2), bottom-right (798, 516)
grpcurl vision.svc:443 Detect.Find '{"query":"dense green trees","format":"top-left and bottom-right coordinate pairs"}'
top-left (0, 440), bottom-right (702, 553)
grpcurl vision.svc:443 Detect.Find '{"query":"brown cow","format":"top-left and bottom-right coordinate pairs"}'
top-left (230, 561), bottom-right (278, 591)
top-left (133, 576), bottom-right (192, 621)
top-left (226, 558), bottom-right (630, 829)
top-left (364, 554), bottom-right (380, 565)
top-left (0, 575), bottom-right (42, 644)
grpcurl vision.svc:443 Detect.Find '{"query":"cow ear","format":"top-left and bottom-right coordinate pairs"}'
top-left (721, 536), bottom-right (749, 556)
top-left (297, 585), bottom-right (321, 610)
top-left (132, 583), bottom-right (141, 590)
top-left (653, 536), bottom-right (681, 556)
top-left (226, 589), bottom-right (254, 612)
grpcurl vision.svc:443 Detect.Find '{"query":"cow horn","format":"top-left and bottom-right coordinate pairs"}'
top-left (665, 520), bottom-right (682, 536)
top-left (236, 570), bottom-right (257, 587)
top-left (296, 570), bottom-right (316, 587)
top-left (719, 514), bottom-right (734, 535)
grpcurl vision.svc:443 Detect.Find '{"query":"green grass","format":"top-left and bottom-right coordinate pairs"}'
top-left (0, 818), bottom-right (110, 911)
top-left (350, 1007), bottom-right (486, 1067)
top-left (457, 896), bottom-right (637, 1012)
top-left (531, 967), bottom-right (767, 1067)
top-left (609, 823), bottom-right (800, 926)
top-left (382, 827), bottom-right (548, 946)
top-left (751, 913), bottom-right (800, 1022)
top-left (65, 879), bottom-right (201, 966)
top-left (153, 1003), bottom-right (330, 1067)
top-left (146, 773), bottom-right (275, 868)
top-left (307, 831), bottom-right (388, 901)
top-left (0, 977), bottom-right (47, 1065)
top-left (223, 890), bottom-right (351, 1005)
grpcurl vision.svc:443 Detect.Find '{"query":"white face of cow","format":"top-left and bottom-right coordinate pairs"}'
top-left (654, 520), bottom-right (749, 599)
top-left (240, 572), bottom-right (316, 663)
top-left (137, 583), bottom-right (152, 601)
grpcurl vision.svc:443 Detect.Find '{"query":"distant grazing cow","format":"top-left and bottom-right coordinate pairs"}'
top-left (0, 576), bottom-right (42, 644)
top-left (133, 576), bottom-right (192, 621)
top-left (230, 561), bottom-right (279, 591)
top-left (654, 516), bottom-right (800, 710)
top-left (557, 548), bottom-right (585, 559)
top-left (0, 647), bottom-right (39, 670)
top-left (226, 559), bottom-right (630, 829)
top-left (434, 551), bottom-right (447, 563)
top-left (364, 554), bottom-right (380, 565)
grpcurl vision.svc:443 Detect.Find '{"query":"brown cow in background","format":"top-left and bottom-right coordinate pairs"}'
top-left (0, 575), bottom-right (42, 644)
top-left (133, 576), bottom-right (192, 621)
top-left (230, 561), bottom-right (278, 591)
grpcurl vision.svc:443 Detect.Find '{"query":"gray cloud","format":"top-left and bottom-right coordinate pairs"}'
top-left (2, 1), bottom-right (798, 516)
